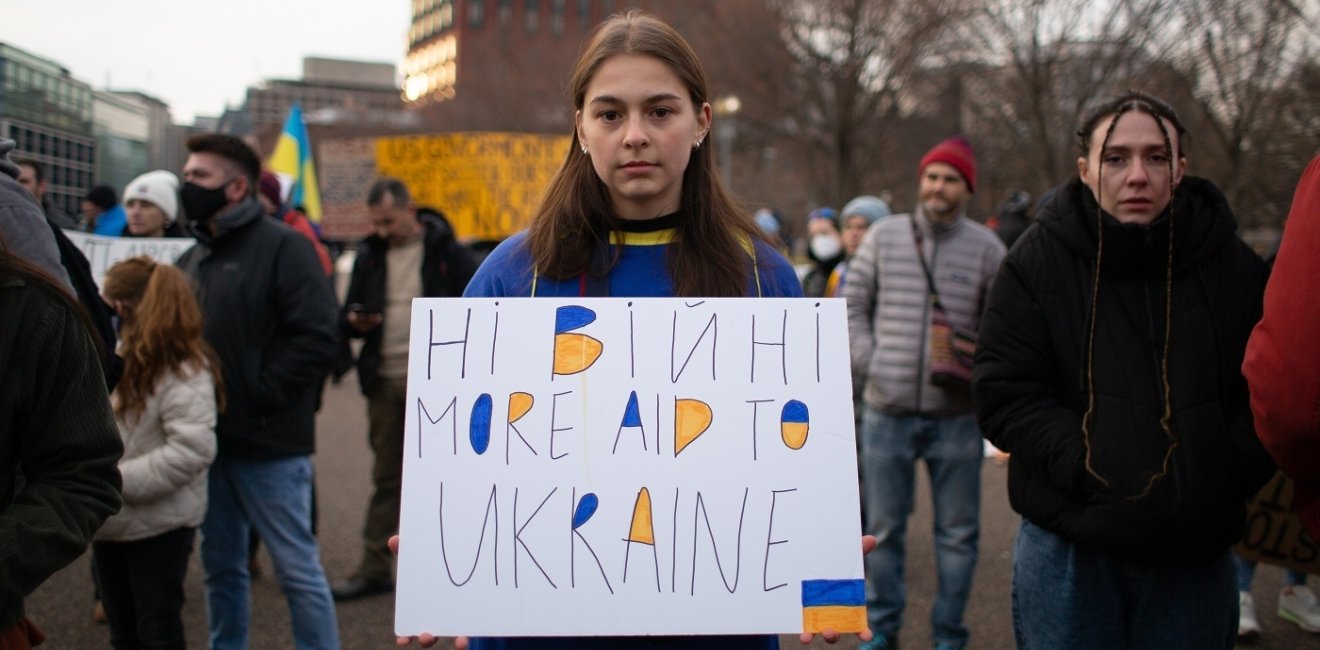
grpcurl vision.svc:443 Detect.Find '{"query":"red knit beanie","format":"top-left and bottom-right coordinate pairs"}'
top-left (919, 136), bottom-right (977, 194)
top-left (258, 171), bottom-right (283, 207)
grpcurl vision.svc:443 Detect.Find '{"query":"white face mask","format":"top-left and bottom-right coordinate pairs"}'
top-left (810, 234), bottom-right (842, 260)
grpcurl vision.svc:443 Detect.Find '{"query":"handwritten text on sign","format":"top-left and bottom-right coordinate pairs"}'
top-left (375, 133), bottom-right (571, 242)
top-left (1236, 472), bottom-right (1320, 575)
top-left (62, 230), bottom-right (192, 289)
top-left (395, 298), bottom-right (865, 637)
top-left (317, 137), bottom-right (378, 241)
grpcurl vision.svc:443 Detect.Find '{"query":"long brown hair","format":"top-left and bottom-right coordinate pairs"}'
top-left (102, 256), bottom-right (224, 419)
top-left (524, 10), bottom-right (767, 297)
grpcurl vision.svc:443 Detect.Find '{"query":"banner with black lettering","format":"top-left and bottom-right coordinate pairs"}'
top-left (1236, 472), bottom-right (1320, 576)
top-left (62, 230), bottom-right (191, 289)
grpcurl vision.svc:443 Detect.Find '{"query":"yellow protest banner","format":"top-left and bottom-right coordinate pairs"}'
top-left (375, 132), bottom-right (572, 242)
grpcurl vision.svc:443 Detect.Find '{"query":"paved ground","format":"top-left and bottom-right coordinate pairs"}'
top-left (26, 376), bottom-right (1318, 649)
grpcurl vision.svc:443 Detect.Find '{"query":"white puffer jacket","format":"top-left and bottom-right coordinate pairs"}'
top-left (96, 362), bottom-right (217, 542)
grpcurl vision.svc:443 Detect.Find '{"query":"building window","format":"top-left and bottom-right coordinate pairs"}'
top-left (469, 0), bottom-right (485, 27)
top-left (524, 0), bottom-right (539, 32)
top-left (499, 0), bottom-right (513, 23)
top-left (577, 0), bottom-right (591, 29)
top-left (552, 0), bottom-right (565, 34)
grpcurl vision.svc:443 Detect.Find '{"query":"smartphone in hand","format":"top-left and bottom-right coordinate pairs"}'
top-left (347, 304), bottom-right (383, 332)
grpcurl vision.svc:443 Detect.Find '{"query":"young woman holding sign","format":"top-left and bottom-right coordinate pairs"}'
top-left (396, 9), bottom-right (874, 650)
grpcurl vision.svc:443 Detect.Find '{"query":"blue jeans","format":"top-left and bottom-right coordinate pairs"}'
top-left (1234, 553), bottom-right (1307, 591)
top-left (1013, 520), bottom-right (1236, 649)
top-left (201, 455), bottom-right (340, 650)
top-left (859, 408), bottom-right (982, 648)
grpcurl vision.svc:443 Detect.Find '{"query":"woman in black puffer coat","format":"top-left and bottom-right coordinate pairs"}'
top-left (973, 91), bottom-right (1275, 649)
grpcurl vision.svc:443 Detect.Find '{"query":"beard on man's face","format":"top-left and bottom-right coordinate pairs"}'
top-left (921, 193), bottom-right (960, 222)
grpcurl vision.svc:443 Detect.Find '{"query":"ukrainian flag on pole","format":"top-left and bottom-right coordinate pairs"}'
top-left (267, 103), bottom-right (322, 221)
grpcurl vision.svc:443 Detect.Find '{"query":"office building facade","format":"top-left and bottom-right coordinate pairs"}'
top-left (244, 57), bottom-right (403, 129)
top-left (93, 90), bottom-right (151, 193)
top-left (0, 42), bottom-right (97, 216)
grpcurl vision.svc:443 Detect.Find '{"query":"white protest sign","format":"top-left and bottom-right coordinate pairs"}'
top-left (395, 297), bottom-right (866, 638)
top-left (62, 230), bottom-right (192, 289)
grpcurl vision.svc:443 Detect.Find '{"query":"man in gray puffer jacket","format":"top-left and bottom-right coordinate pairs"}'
top-left (842, 136), bottom-right (1005, 650)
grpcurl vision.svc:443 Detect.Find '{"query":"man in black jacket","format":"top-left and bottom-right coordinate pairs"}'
top-left (973, 92), bottom-right (1274, 649)
top-left (176, 134), bottom-right (341, 649)
top-left (330, 177), bottom-right (477, 601)
top-left (12, 155), bottom-right (120, 388)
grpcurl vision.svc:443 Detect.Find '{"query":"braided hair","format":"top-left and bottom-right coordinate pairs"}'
top-left (1075, 91), bottom-right (1186, 500)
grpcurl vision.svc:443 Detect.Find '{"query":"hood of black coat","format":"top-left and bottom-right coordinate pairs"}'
top-left (1035, 176), bottom-right (1240, 275)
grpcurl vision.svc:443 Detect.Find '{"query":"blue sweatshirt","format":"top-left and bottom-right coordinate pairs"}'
top-left (465, 228), bottom-right (802, 300)
top-left (461, 217), bottom-right (800, 650)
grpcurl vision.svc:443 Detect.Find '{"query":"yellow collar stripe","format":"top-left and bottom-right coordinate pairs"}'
top-left (608, 229), bottom-right (677, 246)
top-left (534, 232), bottom-right (762, 297)
top-left (606, 229), bottom-right (758, 257)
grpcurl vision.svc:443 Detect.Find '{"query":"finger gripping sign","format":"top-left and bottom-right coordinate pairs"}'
top-left (395, 298), bottom-right (865, 637)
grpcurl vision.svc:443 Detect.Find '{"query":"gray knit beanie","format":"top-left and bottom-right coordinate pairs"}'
top-left (840, 195), bottom-right (890, 226)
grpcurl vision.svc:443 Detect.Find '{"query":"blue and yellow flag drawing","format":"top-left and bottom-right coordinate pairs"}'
top-left (267, 103), bottom-right (322, 221)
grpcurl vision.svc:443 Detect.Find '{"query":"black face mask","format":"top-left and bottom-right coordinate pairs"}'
top-left (180, 181), bottom-right (231, 223)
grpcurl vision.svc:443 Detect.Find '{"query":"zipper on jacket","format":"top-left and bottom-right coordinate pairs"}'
top-left (1142, 229), bottom-right (1165, 407)
top-left (1142, 228), bottom-right (1181, 504)
top-left (915, 234), bottom-right (937, 412)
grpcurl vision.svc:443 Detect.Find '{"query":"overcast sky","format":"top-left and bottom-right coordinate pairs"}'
top-left (2, 0), bottom-right (411, 123)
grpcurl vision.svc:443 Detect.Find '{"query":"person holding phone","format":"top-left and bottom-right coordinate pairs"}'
top-left (333, 178), bottom-right (478, 601)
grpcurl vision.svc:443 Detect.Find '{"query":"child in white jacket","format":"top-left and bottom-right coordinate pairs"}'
top-left (95, 256), bottom-right (224, 649)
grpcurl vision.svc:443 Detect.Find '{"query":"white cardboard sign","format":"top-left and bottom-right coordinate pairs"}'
top-left (395, 297), bottom-right (865, 638)
top-left (62, 230), bottom-right (192, 289)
